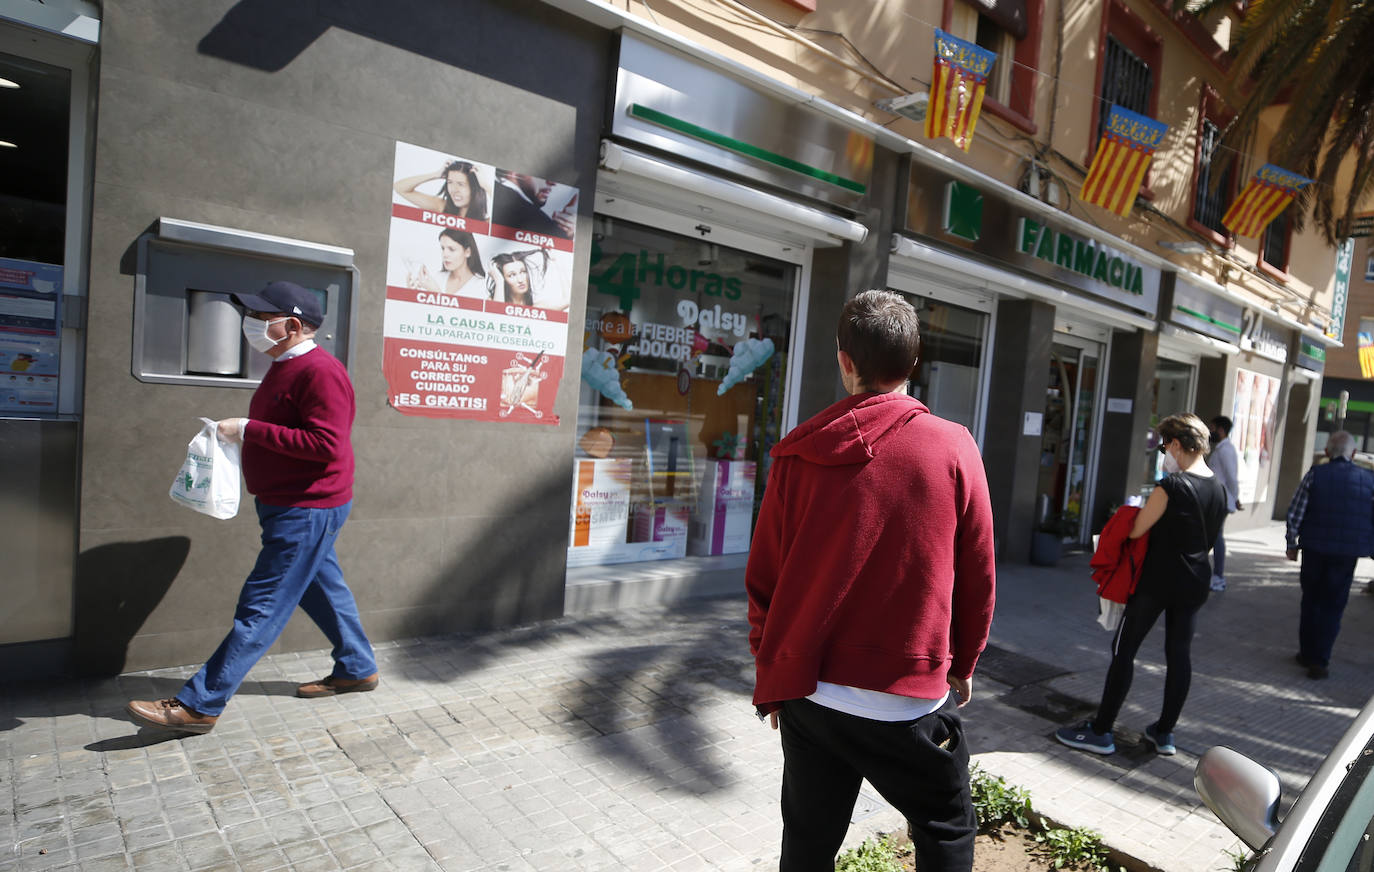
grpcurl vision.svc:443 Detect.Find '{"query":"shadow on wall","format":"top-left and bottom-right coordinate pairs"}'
top-left (196, 0), bottom-right (602, 113)
top-left (197, 0), bottom-right (329, 73)
top-left (410, 464), bottom-right (571, 636)
top-left (71, 537), bottom-right (190, 676)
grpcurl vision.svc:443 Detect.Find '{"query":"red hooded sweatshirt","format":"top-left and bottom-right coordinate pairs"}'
top-left (747, 392), bottom-right (996, 713)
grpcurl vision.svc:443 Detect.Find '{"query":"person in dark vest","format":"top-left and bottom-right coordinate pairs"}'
top-left (1285, 430), bottom-right (1374, 679)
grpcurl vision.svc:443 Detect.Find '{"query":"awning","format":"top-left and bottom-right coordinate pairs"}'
top-left (598, 140), bottom-right (869, 245)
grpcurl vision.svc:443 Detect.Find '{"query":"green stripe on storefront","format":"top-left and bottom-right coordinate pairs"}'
top-left (627, 103), bottom-right (867, 194)
top-left (1322, 398), bottom-right (1374, 413)
top-left (1176, 305), bottom-right (1242, 334)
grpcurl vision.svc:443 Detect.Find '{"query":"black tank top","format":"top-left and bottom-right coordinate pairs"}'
top-left (1136, 471), bottom-right (1228, 605)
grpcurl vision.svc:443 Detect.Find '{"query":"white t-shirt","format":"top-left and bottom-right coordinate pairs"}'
top-left (807, 682), bottom-right (947, 722)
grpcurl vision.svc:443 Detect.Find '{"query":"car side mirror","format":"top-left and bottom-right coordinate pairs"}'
top-left (1195, 746), bottom-right (1282, 851)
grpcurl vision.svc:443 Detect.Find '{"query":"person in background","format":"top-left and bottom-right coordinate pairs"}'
top-left (1206, 415), bottom-right (1242, 591)
top-left (1056, 414), bottom-right (1226, 757)
top-left (746, 290), bottom-right (996, 872)
top-left (1284, 430), bottom-right (1374, 679)
top-left (126, 281), bottom-right (379, 734)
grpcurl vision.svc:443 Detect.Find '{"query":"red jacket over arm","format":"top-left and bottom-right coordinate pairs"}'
top-left (1091, 506), bottom-right (1149, 604)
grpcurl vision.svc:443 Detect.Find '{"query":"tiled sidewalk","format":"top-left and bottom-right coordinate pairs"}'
top-left (3, 521), bottom-right (1371, 871)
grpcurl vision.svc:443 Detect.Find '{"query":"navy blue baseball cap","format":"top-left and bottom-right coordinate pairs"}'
top-left (232, 281), bottom-right (323, 327)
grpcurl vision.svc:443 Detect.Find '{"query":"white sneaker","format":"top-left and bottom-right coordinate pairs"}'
top-left (1209, 575), bottom-right (1227, 592)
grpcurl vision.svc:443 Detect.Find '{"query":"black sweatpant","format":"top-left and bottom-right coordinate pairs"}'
top-left (777, 696), bottom-right (976, 872)
top-left (1091, 586), bottom-right (1201, 735)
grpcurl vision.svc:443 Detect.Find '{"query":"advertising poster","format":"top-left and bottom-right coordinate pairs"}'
top-left (1231, 368), bottom-right (1281, 505)
top-left (382, 140), bottom-right (577, 423)
top-left (0, 259), bottom-right (62, 414)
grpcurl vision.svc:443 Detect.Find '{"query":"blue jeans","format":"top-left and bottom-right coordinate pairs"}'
top-left (1298, 551), bottom-right (1359, 668)
top-left (178, 500), bottom-right (376, 716)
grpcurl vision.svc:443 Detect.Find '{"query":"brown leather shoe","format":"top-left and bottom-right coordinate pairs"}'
top-left (296, 673), bottom-right (379, 699)
top-left (126, 698), bottom-right (218, 734)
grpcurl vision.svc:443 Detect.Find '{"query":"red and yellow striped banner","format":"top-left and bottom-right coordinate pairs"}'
top-left (1078, 105), bottom-right (1168, 218)
top-left (1222, 164), bottom-right (1314, 238)
top-left (925, 29), bottom-right (997, 152)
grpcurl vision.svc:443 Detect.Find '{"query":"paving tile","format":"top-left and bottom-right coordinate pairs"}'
top-left (2, 524), bottom-right (1367, 872)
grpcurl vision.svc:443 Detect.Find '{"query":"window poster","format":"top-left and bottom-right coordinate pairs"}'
top-left (382, 140), bottom-right (577, 423)
top-left (1231, 368), bottom-right (1281, 505)
top-left (0, 258), bottom-right (62, 414)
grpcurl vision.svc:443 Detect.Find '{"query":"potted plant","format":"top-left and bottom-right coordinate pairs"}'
top-left (1029, 511), bottom-right (1078, 566)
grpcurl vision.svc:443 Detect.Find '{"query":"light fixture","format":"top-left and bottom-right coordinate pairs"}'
top-left (0, 77), bottom-right (18, 89)
top-left (1157, 239), bottom-right (1207, 255)
top-left (874, 92), bottom-right (929, 123)
top-left (0, 140), bottom-right (15, 149)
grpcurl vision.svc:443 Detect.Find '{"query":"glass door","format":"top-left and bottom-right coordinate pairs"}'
top-left (1038, 335), bottom-right (1104, 544)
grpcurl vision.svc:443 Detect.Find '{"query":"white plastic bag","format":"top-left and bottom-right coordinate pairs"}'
top-left (1097, 596), bottom-right (1125, 632)
top-left (169, 417), bottom-right (241, 519)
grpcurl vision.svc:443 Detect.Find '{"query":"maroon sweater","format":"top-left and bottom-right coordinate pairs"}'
top-left (746, 392), bottom-right (996, 712)
top-left (242, 347), bottom-right (355, 508)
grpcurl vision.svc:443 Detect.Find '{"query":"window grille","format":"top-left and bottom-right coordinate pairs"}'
top-left (1097, 36), bottom-right (1152, 145)
top-left (1193, 118), bottom-right (1233, 235)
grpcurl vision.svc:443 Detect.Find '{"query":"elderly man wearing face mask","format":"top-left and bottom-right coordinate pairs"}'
top-left (1285, 430), bottom-right (1374, 680)
top-left (127, 281), bottom-right (378, 734)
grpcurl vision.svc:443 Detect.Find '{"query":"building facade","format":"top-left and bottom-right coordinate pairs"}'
top-left (0, 0), bottom-right (1344, 674)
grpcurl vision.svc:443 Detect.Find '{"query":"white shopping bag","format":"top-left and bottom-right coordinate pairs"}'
top-left (169, 417), bottom-right (241, 519)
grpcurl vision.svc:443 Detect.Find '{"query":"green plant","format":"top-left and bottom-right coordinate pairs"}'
top-left (833, 835), bottom-right (902, 872)
top-left (969, 763), bottom-right (1033, 829)
top-left (1033, 825), bottom-right (1116, 871)
top-left (1222, 845), bottom-right (1255, 872)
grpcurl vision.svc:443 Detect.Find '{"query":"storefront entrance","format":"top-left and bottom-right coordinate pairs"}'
top-left (1037, 335), bottom-right (1104, 544)
top-left (0, 22), bottom-right (94, 646)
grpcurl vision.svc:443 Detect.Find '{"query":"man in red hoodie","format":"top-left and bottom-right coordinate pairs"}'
top-left (747, 290), bottom-right (996, 872)
top-left (127, 281), bottom-right (378, 734)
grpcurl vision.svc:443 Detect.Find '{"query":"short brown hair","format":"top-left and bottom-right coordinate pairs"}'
top-left (836, 290), bottom-right (920, 388)
top-left (1158, 413), bottom-right (1211, 456)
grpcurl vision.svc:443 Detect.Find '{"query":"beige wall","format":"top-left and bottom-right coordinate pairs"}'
top-left (612, 0), bottom-right (1340, 329)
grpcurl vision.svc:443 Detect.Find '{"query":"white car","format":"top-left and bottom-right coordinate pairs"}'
top-left (1194, 694), bottom-right (1374, 871)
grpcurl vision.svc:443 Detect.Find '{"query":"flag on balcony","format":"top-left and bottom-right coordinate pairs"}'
top-left (1078, 105), bottom-right (1168, 217)
top-left (925, 29), bottom-right (997, 152)
top-left (1222, 164), bottom-right (1313, 238)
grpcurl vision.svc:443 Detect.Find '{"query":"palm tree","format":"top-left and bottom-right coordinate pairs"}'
top-left (1179, 0), bottom-right (1374, 243)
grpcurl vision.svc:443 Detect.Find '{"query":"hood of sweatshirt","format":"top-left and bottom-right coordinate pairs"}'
top-left (771, 392), bottom-right (928, 467)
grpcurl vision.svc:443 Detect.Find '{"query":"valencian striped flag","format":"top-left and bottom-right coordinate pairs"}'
top-left (925, 29), bottom-right (997, 152)
top-left (1078, 105), bottom-right (1168, 217)
top-left (1222, 164), bottom-right (1314, 238)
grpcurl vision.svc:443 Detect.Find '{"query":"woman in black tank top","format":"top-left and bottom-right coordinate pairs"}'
top-left (1055, 414), bottom-right (1227, 757)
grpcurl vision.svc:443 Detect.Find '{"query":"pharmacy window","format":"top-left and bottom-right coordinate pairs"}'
top-left (569, 217), bottom-right (796, 568)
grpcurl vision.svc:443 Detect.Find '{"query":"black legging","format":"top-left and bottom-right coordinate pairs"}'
top-left (1091, 586), bottom-right (1200, 735)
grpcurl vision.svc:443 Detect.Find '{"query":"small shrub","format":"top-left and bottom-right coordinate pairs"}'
top-left (1223, 845), bottom-right (1255, 872)
top-left (1033, 825), bottom-right (1116, 871)
top-left (834, 835), bottom-right (903, 872)
top-left (969, 763), bottom-right (1033, 829)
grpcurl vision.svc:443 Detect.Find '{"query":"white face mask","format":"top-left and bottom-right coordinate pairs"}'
top-left (242, 315), bottom-right (287, 353)
top-left (1161, 449), bottom-right (1181, 474)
